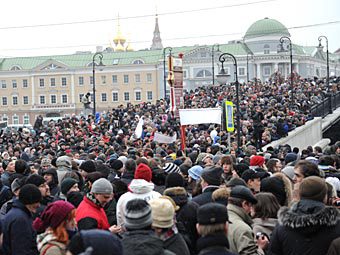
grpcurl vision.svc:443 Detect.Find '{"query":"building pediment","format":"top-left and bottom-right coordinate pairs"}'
top-left (34, 59), bottom-right (68, 71)
top-left (184, 47), bottom-right (211, 62)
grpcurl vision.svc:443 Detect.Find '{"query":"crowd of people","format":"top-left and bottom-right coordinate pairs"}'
top-left (0, 77), bottom-right (339, 254)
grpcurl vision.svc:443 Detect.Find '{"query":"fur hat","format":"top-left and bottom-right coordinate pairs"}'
top-left (299, 176), bottom-right (327, 202)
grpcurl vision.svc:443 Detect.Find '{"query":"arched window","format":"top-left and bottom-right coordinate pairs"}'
top-left (132, 59), bottom-right (144, 64)
top-left (10, 65), bottom-right (22, 71)
top-left (196, 69), bottom-right (212, 78)
top-left (264, 44), bottom-right (270, 54)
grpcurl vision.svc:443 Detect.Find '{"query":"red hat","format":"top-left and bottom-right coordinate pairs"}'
top-left (250, 155), bottom-right (265, 167)
top-left (33, 200), bottom-right (75, 232)
top-left (134, 163), bottom-right (152, 182)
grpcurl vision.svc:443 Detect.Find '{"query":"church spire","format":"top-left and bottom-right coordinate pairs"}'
top-left (151, 14), bottom-right (163, 50)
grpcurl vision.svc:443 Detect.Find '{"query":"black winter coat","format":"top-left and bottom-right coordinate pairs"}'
top-left (164, 233), bottom-right (190, 255)
top-left (192, 186), bottom-right (219, 206)
top-left (2, 199), bottom-right (38, 255)
top-left (269, 199), bottom-right (340, 255)
top-left (197, 232), bottom-right (238, 255)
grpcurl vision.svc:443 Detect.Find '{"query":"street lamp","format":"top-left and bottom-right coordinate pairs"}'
top-left (217, 52), bottom-right (241, 153)
top-left (92, 52), bottom-right (104, 116)
top-left (317, 35), bottom-right (331, 113)
top-left (279, 36), bottom-right (293, 103)
top-left (246, 53), bottom-right (253, 82)
top-left (211, 44), bottom-right (219, 85)
top-left (163, 47), bottom-right (172, 99)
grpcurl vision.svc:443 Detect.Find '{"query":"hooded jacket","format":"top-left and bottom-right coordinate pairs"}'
top-left (116, 179), bottom-right (161, 226)
top-left (269, 199), bottom-right (340, 255)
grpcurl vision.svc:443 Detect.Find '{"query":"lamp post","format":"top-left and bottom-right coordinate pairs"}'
top-left (217, 52), bottom-right (241, 153)
top-left (92, 52), bottom-right (104, 116)
top-left (246, 53), bottom-right (253, 82)
top-left (279, 36), bottom-right (293, 103)
top-left (318, 35), bottom-right (331, 113)
top-left (163, 47), bottom-right (172, 99)
top-left (211, 44), bottom-right (219, 85)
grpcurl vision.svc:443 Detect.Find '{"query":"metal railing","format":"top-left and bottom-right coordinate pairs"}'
top-left (310, 91), bottom-right (340, 118)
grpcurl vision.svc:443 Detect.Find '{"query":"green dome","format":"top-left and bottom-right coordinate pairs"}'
top-left (244, 18), bottom-right (290, 39)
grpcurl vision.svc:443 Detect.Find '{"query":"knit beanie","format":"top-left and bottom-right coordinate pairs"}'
top-left (67, 191), bottom-right (84, 208)
top-left (201, 166), bottom-right (223, 186)
top-left (285, 153), bottom-right (298, 164)
top-left (125, 199), bottom-right (153, 230)
top-left (250, 156), bottom-right (265, 167)
top-left (134, 163), bottom-right (152, 182)
top-left (188, 165), bottom-right (203, 181)
top-left (91, 178), bottom-right (113, 194)
top-left (25, 174), bottom-right (45, 187)
top-left (110, 160), bottom-right (123, 171)
top-left (61, 178), bottom-right (78, 195)
top-left (163, 163), bottom-right (180, 174)
top-left (33, 200), bottom-right (75, 232)
top-left (165, 172), bottom-right (185, 188)
top-left (80, 160), bottom-right (96, 173)
top-left (299, 176), bottom-right (327, 202)
top-left (19, 184), bottom-right (42, 205)
top-left (149, 198), bottom-right (174, 229)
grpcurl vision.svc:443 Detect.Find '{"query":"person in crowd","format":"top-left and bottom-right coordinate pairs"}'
top-left (241, 169), bottom-right (268, 194)
top-left (60, 178), bottom-right (79, 200)
top-left (33, 200), bottom-right (76, 255)
top-left (149, 197), bottom-right (190, 255)
top-left (42, 167), bottom-right (60, 196)
top-left (266, 158), bottom-right (282, 173)
top-left (2, 184), bottom-right (42, 255)
top-left (56, 156), bottom-right (73, 185)
top-left (269, 176), bottom-right (340, 254)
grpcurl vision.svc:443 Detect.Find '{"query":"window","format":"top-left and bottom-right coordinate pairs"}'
top-left (101, 75), bottom-right (106, 84)
top-left (23, 96), bottom-right (29, 105)
top-left (2, 115), bottom-right (8, 122)
top-left (79, 77), bottom-right (84, 86)
top-left (264, 67), bottom-right (271, 76)
top-left (183, 70), bottom-right (187, 79)
top-left (135, 74), bottom-right (141, 83)
top-left (13, 115), bottom-right (19, 125)
top-left (50, 95), bottom-right (57, 104)
top-left (90, 76), bottom-right (93, 85)
top-left (12, 80), bottom-right (17, 89)
top-left (61, 77), bottom-right (67, 86)
top-left (238, 67), bottom-right (245, 76)
top-left (196, 69), bottom-right (212, 78)
top-left (264, 44), bottom-right (270, 54)
top-left (12, 96), bottom-right (18, 105)
top-left (79, 94), bottom-right (84, 103)
top-left (112, 92), bottom-right (118, 102)
top-left (2, 97), bottom-right (7, 106)
top-left (40, 95), bottom-right (46, 104)
top-left (135, 91), bottom-right (141, 101)
top-left (124, 75), bottom-right (129, 84)
top-left (23, 79), bottom-right (28, 88)
top-left (112, 75), bottom-right (118, 84)
top-left (62, 95), bottom-right (68, 104)
top-left (50, 78), bottom-right (56, 87)
top-left (124, 92), bottom-right (130, 101)
top-left (132, 59), bottom-right (144, 64)
top-left (1, 80), bottom-right (6, 89)
top-left (147, 91), bottom-right (153, 101)
top-left (23, 115), bottom-right (30, 125)
top-left (101, 93), bottom-right (107, 102)
top-left (146, 73), bottom-right (152, 82)
top-left (39, 78), bottom-right (45, 87)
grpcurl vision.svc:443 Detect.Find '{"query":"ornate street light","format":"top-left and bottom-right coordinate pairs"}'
top-left (279, 36), bottom-right (293, 103)
top-left (211, 44), bottom-right (219, 85)
top-left (92, 52), bottom-right (104, 116)
top-left (163, 47), bottom-right (172, 98)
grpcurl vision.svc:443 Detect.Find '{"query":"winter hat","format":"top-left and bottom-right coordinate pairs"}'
top-left (250, 156), bottom-right (265, 167)
top-left (241, 169), bottom-right (269, 183)
top-left (260, 176), bottom-right (286, 206)
top-left (179, 164), bottom-right (191, 176)
top-left (56, 156), bottom-right (72, 169)
top-left (61, 178), bottom-right (78, 195)
top-left (299, 176), bottom-right (327, 202)
top-left (149, 198), bottom-right (174, 228)
top-left (163, 163), bottom-right (180, 174)
top-left (110, 160), bottom-right (123, 171)
top-left (25, 174), bottom-right (45, 187)
top-left (198, 202), bottom-right (229, 225)
top-left (125, 199), bottom-right (153, 230)
top-left (33, 200), bottom-right (75, 232)
top-left (226, 177), bottom-right (247, 188)
top-left (188, 165), bottom-right (203, 181)
top-left (285, 153), bottom-right (298, 164)
top-left (67, 191), bottom-right (84, 208)
top-left (79, 160), bottom-right (96, 173)
top-left (19, 184), bottom-right (42, 205)
top-left (165, 172), bottom-right (185, 188)
top-left (41, 158), bottom-right (51, 167)
top-left (281, 166), bottom-right (295, 182)
top-left (134, 163), bottom-right (152, 182)
top-left (230, 185), bottom-right (257, 204)
top-left (91, 178), bottom-right (113, 194)
top-left (11, 177), bottom-right (25, 193)
top-left (201, 166), bottom-right (223, 186)
top-left (118, 156), bottom-right (128, 165)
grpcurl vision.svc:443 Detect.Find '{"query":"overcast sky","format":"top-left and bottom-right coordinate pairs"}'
top-left (0, 0), bottom-right (339, 58)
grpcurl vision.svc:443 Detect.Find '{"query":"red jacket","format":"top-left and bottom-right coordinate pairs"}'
top-left (76, 196), bottom-right (110, 230)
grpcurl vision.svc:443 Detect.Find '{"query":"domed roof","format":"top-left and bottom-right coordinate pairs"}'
top-left (244, 18), bottom-right (290, 40)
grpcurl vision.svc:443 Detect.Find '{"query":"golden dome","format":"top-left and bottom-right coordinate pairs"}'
top-left (113, 15), bottom-right (126, 46)
top-left (115, 43), bottom-right (125, 52)
top-left (126, 42), bottom-right (134, 52)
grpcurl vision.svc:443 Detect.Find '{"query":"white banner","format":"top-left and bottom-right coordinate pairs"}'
top-left (179, 108), bottom-right (221, 125)
top-left (153, 132), bottom-right (177, 144)
top-left (134, 117), bottom-right (144, 138)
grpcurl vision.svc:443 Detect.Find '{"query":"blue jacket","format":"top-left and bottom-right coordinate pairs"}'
top-left (2, 199), bottom-right (38, 255)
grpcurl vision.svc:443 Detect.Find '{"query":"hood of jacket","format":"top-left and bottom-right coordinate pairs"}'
top-left (163, 187), bottom-right (188, 206)
top-left (278, 199), bottom-right (340, 235)
top-left (129, 179), bottom-right (155, 194)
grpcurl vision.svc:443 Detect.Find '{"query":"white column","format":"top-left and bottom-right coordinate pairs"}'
top-left (274, 62), bottom-right (279, 72)
top-left (70, 73), bottom-right (75, 104)
top-left (257, 64), bottom-right (261, 79)
top-left (31, 76), bottom-right (35, 105)
top-left (295, 63), bottom-right (299, 74)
